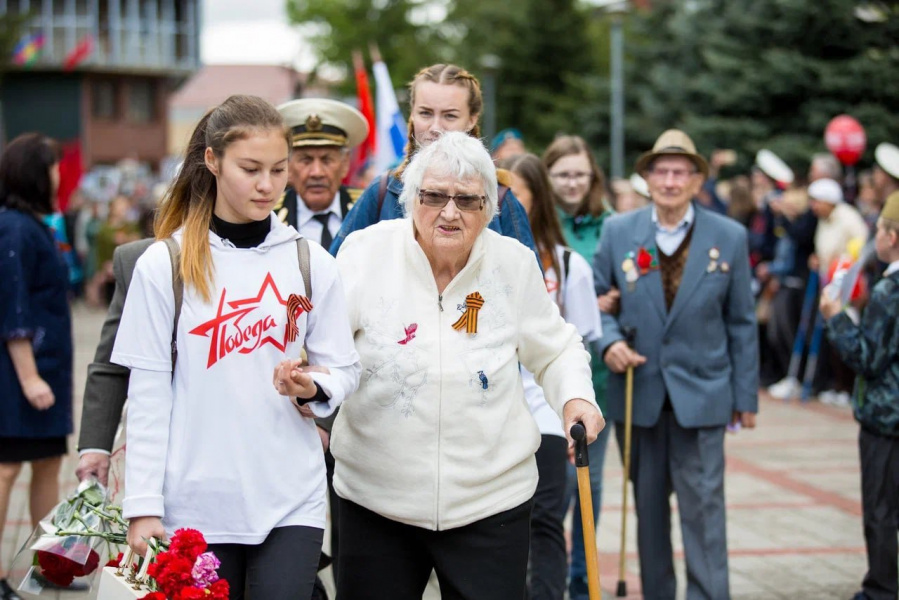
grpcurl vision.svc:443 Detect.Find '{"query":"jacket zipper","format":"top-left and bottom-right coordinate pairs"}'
top-left (438, 294), bottom-right (443, 312)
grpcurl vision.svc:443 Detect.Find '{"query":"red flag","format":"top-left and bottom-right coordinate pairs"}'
top-left (347, 50), bottom-right (377, 186)
top-left (63, 35), bottom-right (94, 71)
top-left (56, 141), bottom-right (83, 212)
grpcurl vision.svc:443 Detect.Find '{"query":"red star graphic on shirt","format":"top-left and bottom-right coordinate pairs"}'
top-left (189, 273), bottom-right (309, 369)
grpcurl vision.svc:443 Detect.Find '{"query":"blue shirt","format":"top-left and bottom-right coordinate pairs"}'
top-left (652, 203), bottom-right (695, 255)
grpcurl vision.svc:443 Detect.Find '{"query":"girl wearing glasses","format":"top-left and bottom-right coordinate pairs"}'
top-left (542, 135), bottom-right (615, 600)
top-left (331, 132), bottom-right (604, 600)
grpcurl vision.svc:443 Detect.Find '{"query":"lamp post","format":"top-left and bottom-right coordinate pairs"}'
top-left (479, 53), bottom-right (501, 142)
top-left (585, 0), bottom-right (629, 179)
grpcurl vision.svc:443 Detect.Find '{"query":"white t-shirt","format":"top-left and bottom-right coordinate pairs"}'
top-left (521, 246), bottom-right (601, 437)
top-left (111, 215), bottom-right (360, 544)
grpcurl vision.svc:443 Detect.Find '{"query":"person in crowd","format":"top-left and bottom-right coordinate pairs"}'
top-left (612, 176), bottom-right (650, 214)
top-left (93, 195), bottom-right (142, 305)
top-left (857, 170), bottom-right (881, 230)
top-left (541, 134), bottom-right (613, 599)
top-left (111, 95), bottom-right (360, 599)
top-left (696, 148), bottom-right (734, 215)
top-left (874, 143), bottom-right (899, 210)
top-left (330, 132), bottom-right (603, 600)
top-left (330, 63), bottom-right (537, 261)
top-left (503, 152), bottom-right (602, 600)
top-left (807, 178), bottom-right (869, 407)
top-left (726, 176), bottom-right (756, 227)
top-left (808, 152), bottom-right (843, 183)
top-left (274, 98), bottom-right (369, 248)
top-left (491, 128), bottom-right (526, 162)
top-left (820, 190), bottom-right (899, 600)
top-left (593, 129), bottom-right (758, 600)
top-left (0, 133), bottom-right (71, 600)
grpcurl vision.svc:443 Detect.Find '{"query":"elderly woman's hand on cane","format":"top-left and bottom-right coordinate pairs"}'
top-left (563, 398), bottom-right (605, 446)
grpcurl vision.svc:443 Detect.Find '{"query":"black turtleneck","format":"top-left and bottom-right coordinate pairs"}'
top-left (210, 214), bottom-right (271, 248)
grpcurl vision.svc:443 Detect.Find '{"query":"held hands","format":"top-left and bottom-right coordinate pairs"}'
top-left (76, 452), bottom-right (111, 485)
top-left (127, 516), bottom-right (166, 557)
top-left (273, 361), bottom-right (330, 409)
top-left (603, 340), bottom-right (647, 373)
top-left (23, 375), bottom-right (54, 410)
top-left (563, 399), bottom-right (605, 447)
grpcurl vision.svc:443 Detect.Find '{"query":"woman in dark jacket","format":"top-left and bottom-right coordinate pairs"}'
top-left (0, 133), bottom-right (71, 600)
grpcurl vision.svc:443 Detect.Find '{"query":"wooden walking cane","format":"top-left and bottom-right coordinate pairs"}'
top-left (617, 326), bottom-right (637, 597)
top-left (571, 422), bottom-right (602, 600)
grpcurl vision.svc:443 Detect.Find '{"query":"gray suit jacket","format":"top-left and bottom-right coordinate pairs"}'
top-left (77, 238), bottom-right (155, 452)
top-left (593, 203), bottom-right (759, 429)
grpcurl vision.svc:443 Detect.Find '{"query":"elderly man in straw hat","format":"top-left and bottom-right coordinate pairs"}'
top-left (593, 129), bottom-right (758, 600)
top-left (275, 98), bottom-right (369, 250)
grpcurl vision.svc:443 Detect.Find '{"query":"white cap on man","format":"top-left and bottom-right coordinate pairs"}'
top-left (808, 178), bottom-right (843, 204)
top-left (875, 142), bottom-right (899, 180)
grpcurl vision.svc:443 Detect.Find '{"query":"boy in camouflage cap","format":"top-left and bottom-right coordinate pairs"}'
top-left (820, 190), bottom-right (899, 600)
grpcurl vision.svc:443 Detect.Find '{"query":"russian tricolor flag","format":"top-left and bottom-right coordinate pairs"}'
top-left (372, 59), bottom-right (407, 174)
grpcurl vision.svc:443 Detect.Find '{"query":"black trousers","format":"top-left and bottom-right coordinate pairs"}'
top-left (337, 497), bottom-right (533, 600)
top-left (859, 427), bottom-right (899, 600)
top-left (529, 435), bottom-right (568, 600)
top-left (207, 525), bottom-right (323, 600)
top-left (324, 447), bottom-right (339, 578)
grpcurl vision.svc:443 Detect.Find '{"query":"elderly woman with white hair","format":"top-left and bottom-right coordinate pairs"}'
top-left (331, 131), bottom-right (604, 599)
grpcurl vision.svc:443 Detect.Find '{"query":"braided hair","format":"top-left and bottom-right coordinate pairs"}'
top-left (394, 64), bottom-right (483, 180)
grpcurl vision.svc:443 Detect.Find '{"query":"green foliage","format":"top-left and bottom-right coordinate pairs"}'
top-left (286, 0), bottom-right (899, 175)
top-left (625, 0), bottom-right (899, 175)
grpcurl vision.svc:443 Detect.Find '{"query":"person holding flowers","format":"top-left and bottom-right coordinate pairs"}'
top-left (110, 94), bottom-right (360, 599)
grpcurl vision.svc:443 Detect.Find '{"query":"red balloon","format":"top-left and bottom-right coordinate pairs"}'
top-left (824, 115), bottom-right (866, 166)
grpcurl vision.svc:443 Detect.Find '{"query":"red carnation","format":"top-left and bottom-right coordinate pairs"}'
top-left (169, 529), bottom-right (207, 562)
top-left (149, 553), bottom-right (195, 597)
top-left (175, 587), bottom-right (208, 600)
top-left (37, 543), bottom-right (100, 586)
top-left (140, 592), bottom-right (167, 600)
top-left (637, 247), bottom-right (653, 271)
top-left (106, 552), bottom-right (124, 568)
top-left (208, 579), bottom-right (229, 599)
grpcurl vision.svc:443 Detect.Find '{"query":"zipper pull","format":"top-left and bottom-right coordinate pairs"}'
top-left (438, 295), bottom-right (443, 312)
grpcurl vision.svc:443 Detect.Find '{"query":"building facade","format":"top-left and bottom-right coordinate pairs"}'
top-left (1, 0), bottom-right (200, 169)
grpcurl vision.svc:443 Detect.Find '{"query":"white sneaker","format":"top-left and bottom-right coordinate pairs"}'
top-left (818, 390), bottom-right (838, 405)
top-left (769, 376), bottom-right (801, 400)
top-left (832, 391), bottom-right (851, 407)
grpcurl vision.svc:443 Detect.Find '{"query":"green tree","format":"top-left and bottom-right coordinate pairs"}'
top-left (624, 0), bottom-right (899, 175)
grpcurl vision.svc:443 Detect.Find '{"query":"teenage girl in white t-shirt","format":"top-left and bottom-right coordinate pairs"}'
top-left (504, 153), bottom-right (601, 600)
top-left (111, 95), bottom-right (360, 598)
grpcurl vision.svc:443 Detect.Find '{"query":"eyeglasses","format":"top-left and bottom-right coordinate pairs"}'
top-left (647, 167), bottom-right (698, 181)
top-left (419, 189), bottom-right (485, 212)
top-left (549, 171), bottom-right (592, 183)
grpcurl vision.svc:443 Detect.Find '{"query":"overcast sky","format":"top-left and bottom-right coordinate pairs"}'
top-left (200, 0), bottom-right (317, 70)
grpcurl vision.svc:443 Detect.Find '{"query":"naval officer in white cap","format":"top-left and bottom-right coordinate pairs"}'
top-left (275, 98), bottom-right (369, 250)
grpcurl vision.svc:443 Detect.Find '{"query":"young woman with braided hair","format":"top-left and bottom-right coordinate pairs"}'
top-left (330, 63), bottom-right (537, 262)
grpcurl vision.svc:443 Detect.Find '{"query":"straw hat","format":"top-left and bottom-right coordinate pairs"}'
top-left (635, 129), bottom-right (709, 177)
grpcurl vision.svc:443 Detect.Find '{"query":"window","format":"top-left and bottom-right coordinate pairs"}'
top-left (127, 79), bottom-right (155, 123)
top-left (92, 79), bottom-right (118, 119)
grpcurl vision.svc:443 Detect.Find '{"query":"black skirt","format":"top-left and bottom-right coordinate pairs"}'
top-left (0, 436), bottom-right (67, 463)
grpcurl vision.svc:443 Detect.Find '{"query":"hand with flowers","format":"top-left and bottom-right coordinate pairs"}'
top-left (139, 529), bottom-right (229, 600)
top-left (128, 516), bottom-right (167, 557)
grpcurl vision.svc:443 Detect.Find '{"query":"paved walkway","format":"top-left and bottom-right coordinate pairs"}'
top-left (3, 302), bottom-right (868, 599)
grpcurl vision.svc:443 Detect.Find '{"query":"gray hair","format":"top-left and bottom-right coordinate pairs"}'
top-left (399, 131), bottom-right (498, 221)
top-left (811, 153), bottom-right (843, 180)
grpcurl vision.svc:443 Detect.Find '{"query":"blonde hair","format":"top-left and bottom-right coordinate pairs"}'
top-left (155, 95), bottom-right (288, 302)
top-left (394, 64), bottom-right (483, 180)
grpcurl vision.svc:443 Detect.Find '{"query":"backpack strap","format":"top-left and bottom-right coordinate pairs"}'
top-left (296, 237), bottom-right (312, 299)
top-left (376, 170), bottom-right (392, 217)
top-left (162, 238), bottom-right (183, 373)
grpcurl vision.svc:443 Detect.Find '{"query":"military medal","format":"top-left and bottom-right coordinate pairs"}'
top-left (721, 262), bottom-right (730, 273)
top-left (708, 247), bottom-right (720, 273)
top-left (622, 256), bottom-right (637, 292)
